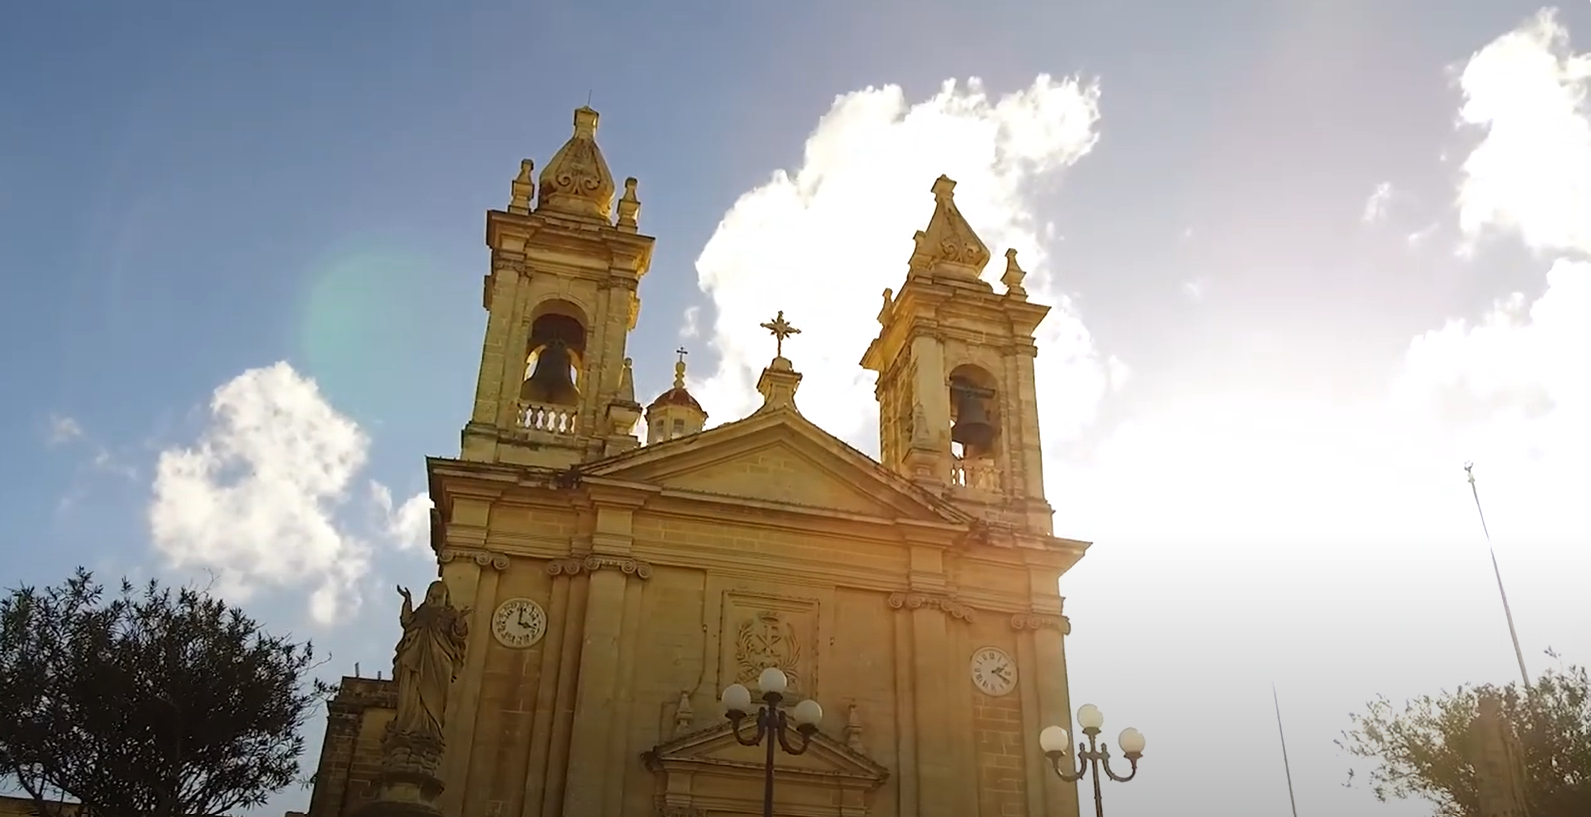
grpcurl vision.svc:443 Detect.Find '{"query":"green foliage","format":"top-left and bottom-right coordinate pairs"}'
top-left (1338, 655), bottom-right (1591, 817)
top-left (0, 569), bottom-right (333, 817)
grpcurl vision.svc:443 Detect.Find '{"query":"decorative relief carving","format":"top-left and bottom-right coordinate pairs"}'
top-left (656, 804), bottom-right (703, 817)
top-left (544, 555), bottom-right (653, 580)
top-left (437, 549), bottom-right (511, 571)
top-left (1010, 612), bottom-right (1071, 635)
top-left (734, 611), bottom-right (802, 690)
top-left (719, 591), bottom-right (818, 698)
top-left (887, 591), bottom-right (975, 623)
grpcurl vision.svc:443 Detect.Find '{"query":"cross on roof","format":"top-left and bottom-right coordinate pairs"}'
top-left (759, 311), bottom-right (801, 358)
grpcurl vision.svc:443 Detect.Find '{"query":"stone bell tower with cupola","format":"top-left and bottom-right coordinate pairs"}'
top-left (861, 175), bottom-right (1056, 535)
top-left (461, 106), bottom-right (654, 467)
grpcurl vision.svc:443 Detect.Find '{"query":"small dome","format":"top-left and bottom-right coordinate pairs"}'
top-left (647, 387), bottom-right (703, 413)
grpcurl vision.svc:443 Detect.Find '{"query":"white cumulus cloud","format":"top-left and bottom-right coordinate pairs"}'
top-left (1394, 8), bottom-right (1591, 534)
top-left (1362, 181), bottom-right (1394, 224)
top-left (691, 75), bottom-right (1117, 456)
top-left (46, 414), bottom-right (84, 445)
top-left (1455, 9), bottom-right (1591, 256)
top-left (372, 481), bottom-right (435, 552)
top-left (149, 362), bottom-right (429, 624)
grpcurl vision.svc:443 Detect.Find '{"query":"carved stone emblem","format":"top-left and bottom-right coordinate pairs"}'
top-left (734, 610), bottom-right (802, 691)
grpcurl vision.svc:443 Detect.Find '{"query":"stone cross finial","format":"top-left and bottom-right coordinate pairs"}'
top-left (759, 310), bottom-right (801, 359)
top-left (673, 347), bottom-right (688, 389)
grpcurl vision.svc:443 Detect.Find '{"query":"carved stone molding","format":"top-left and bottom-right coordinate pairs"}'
top-left (544, 554), bottom-right (653, 580)
top-left (656, 803), bottom-right (703, 817)
top-left (1010, 612), bottom-right (1071, 635)
top-left (438, 548), bottom-right (511, 571)
top-left (887, 592), bottom-right (974, 623)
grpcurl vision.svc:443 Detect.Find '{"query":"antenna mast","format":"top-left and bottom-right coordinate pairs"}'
top-left (1464, 462), bottom-right (1531, 690)
top-left (1273, 684), bottom-right (1300, 817)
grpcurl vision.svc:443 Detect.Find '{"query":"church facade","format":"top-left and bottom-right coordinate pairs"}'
top-left (306, 106), bottom-right (1091, 817)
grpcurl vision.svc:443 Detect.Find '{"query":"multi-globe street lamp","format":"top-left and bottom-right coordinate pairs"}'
top-left (721, 667), bottom-right (824, 817)
top-left (1039, 703), bottom-right (1146, 817)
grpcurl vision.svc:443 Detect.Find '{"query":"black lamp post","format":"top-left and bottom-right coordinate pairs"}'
top-left (721, 667), bottom-right (825, 817)
top-left (1040, 704), bottom-right (1146, 817)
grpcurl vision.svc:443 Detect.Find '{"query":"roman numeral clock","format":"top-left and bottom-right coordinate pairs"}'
top-left (970, 646), bottom-right (1017, 697)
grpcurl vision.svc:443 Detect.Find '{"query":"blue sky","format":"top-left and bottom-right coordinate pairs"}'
top-left (5, 2), bottom-right (1591, 816)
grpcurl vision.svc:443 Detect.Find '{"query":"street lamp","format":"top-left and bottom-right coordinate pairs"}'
top-left (1039, 703), bottom-right (1146, 817)
top-left (721, 667), bottom-right (824, 817)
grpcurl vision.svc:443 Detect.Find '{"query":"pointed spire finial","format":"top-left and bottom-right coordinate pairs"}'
top-left (616, 176), bottom-right (641, 232)
top-left (537, 107), bottom-right (616, 220)
top-left (908, 174), bottom-right (991, 279)
top-left (508, 159), bottom-right (535, 214)
top-left (673, 347), bottom-right (688, 389)
top-left (617, 357), bottom-right (636, 403)
top-left (1001, 248), bottom-right (1028, 298)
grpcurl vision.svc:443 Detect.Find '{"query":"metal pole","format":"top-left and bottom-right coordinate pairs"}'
top-left (1464, 463), bottom-right (1531, 690)
top-left (761, 708), bottom-right (776, 817)
top-left (1087, 732), bottom-right (1106, 817)
top-left (1272, 684), bottom-right (1300, 817)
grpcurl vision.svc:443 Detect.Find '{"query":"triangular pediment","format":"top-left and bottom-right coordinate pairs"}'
top-left (643, 720), bottom-right (889, 787)
top-left (585, 407), bottom-right (970, 525)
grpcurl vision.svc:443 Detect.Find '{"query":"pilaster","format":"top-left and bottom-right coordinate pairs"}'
top-left (436, 548), bottom-right (508, 817)
top-left (1014, 610), bottom-right (1075, 817)
top-left (559, 491), bottom-right (653, 817)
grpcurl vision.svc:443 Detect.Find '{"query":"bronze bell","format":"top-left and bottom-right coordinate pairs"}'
top-left (520, 339), bottom-right (581, 406)
top-left (950, 384), bottom-right (997, 453)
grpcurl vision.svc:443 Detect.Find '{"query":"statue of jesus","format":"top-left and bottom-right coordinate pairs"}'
top-left (392, 581), bottom-right (470, 743)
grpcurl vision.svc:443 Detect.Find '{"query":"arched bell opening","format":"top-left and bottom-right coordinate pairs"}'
top-left (947, 364), bottom-right (1000, 461)
top-left (521, 304), bottom-right (588, 407)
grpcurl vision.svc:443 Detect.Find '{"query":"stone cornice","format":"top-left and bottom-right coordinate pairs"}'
top-left (438, 548), bottom-right (511, 571)
top-left (546, 554), bottom-right (653, 580)
top-left (886, 591), bottom-right (974, 623)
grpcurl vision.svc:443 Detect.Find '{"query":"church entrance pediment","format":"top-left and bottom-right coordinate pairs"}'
top-left (642, 721), bottom-right (888, 817)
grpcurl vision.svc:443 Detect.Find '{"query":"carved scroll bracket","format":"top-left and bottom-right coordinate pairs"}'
top-left (545, 554), bottom-right (653, 580)
top-left (438, 548), bottom-right (511, 571)
top-left (887, 591), bottom-right (974, 623)
top-left (1010, 612), bottom-right (1071, 635)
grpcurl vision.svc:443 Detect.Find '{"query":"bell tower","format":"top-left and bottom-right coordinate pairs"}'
top-left (461, 106), bottom-right (653, 467)
top-left (860, 175), bottom-right (1055, 534)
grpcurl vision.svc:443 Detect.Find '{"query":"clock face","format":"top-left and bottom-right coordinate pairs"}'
top-left (970, 646), bottom-right (1017, 697)
top-left (491, 598), bottom-right (548, 649)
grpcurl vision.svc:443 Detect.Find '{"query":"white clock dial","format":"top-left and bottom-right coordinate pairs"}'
top-left (491, 598), bottom-right (548, 649)
top-left (970, 646), bottom-right (1017, 697)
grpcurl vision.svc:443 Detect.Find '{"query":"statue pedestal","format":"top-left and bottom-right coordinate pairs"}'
top-left (355, 727), bottom-right (449, 817)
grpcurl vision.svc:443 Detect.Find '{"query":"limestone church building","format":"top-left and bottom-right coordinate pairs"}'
top-left (306, 106), bottom-right (1092, 817)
